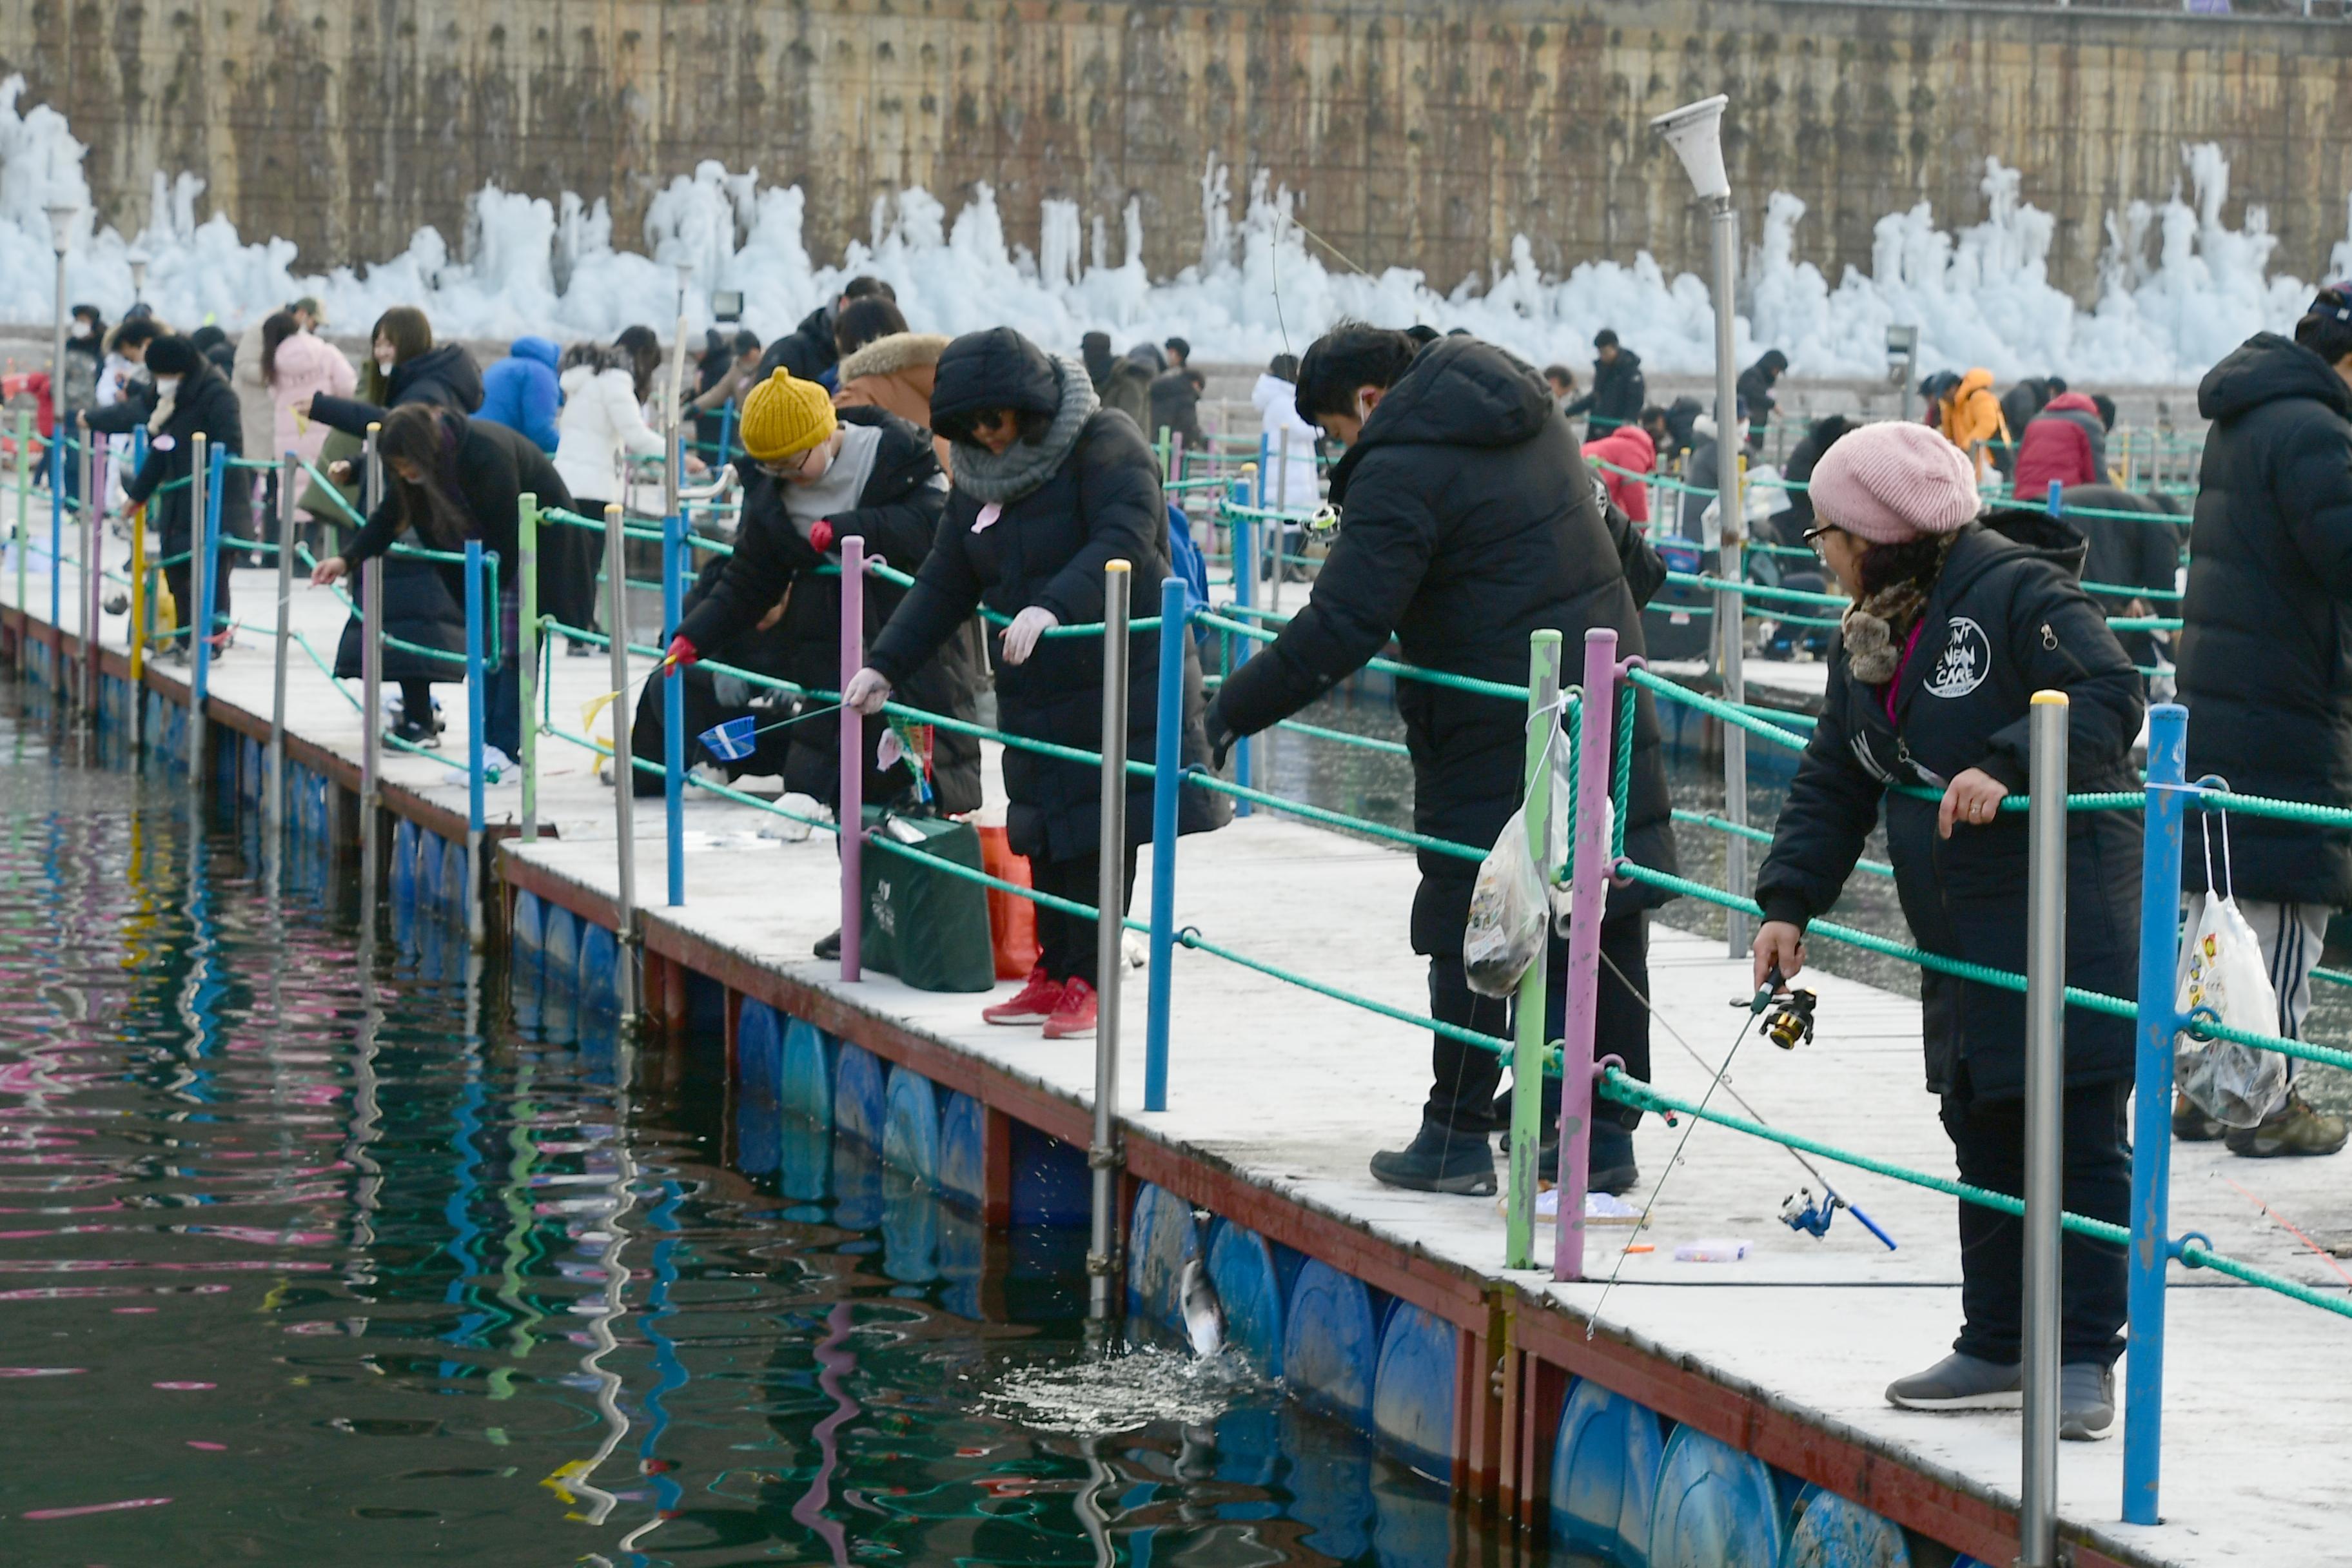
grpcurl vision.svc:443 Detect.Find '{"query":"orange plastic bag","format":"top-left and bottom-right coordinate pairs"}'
top-left (977, 823), bottom-right (1040, 980)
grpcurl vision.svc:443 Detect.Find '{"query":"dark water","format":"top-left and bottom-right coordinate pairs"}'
top-left (0, 685), bottom-right (1538, 1567)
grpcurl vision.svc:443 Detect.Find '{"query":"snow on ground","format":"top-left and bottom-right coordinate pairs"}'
top-left (1, 75), bottom-right (2346, 384)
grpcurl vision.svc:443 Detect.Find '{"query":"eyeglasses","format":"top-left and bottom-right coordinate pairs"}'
top-left (757, 446), bottom-right (825, 479)
top-left (1801, 524), bottom-right (1839, 554)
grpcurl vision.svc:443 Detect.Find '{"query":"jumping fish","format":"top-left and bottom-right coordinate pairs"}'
top-left (1177, 1259), bottom-right (1224, 1358)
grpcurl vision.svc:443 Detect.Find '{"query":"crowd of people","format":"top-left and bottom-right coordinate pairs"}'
top-left (34, 272), bottom-right (2352, 1448)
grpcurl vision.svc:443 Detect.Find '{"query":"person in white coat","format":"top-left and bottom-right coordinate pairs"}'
top-left (549, 340), bottom-right (702, 652)
top-left (1251, 353), bottom-right (1322, 578)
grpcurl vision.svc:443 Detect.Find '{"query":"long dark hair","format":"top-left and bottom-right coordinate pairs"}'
top-left (375, 404), bottom-right (473, 551)
top-left (259, 310), bottom-right (300, 387)
top-left (1856, 534), bottom-right (1953, 603)
top-left (365, 306), bottom-right (433, 402)
top-left (614, 325), bottom-right (662, 404)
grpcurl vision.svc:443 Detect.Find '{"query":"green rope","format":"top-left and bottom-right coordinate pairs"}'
top-left (1611, 676), bottom-right (1636, 859)
top-left (1627, 667), bottom-right (1810, 752)
top-left (1193, 607), bottom-right (1533, 701)
top-left (1264, 716), bottom-right (1411, 757)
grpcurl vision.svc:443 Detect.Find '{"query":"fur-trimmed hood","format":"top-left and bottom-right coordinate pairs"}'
top-left (838, 332), bottom-right (951, 384)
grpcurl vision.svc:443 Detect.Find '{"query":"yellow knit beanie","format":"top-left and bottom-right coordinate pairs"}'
top-left (740, 368), bottom-right (837, 462)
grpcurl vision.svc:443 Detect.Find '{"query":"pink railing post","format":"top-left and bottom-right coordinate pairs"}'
top-left (1553, 626), bottom-right (1620, 1282)
top-left (838, 536), bottom-right (865, 981)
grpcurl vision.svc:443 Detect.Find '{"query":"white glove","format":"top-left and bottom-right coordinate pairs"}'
top-left (1001, 605), bottom-right (1059, 666)
top-left (842, 667), bottom-right (893, 716)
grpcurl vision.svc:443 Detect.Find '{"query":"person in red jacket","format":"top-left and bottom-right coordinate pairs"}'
top-left (1582, 424), bottom-right (1656, 525)
top-left (2012, 391), bottom-right (2109, 496)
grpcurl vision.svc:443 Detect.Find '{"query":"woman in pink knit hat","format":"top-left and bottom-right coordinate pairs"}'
top-left (1748, 418), bottom-right (2146, 1440)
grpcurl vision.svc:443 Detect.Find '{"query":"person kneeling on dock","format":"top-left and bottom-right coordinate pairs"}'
top-left (842, 328), bottom-right (1228, 1042)
top-left (1203, 325), bottom-right (1678, 1199)
top-left (662, 368), bottom-right (986, 954)
top-left (1751, 420), bottom-right (2142, 1442)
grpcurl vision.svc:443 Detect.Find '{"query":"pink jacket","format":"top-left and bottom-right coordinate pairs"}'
top-left (266, 331), bottom-right (358, 473)
top-left (1583, 426), bottom-right (1656, 524)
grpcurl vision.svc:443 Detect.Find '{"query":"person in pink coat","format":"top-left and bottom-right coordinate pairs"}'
top-left (259, 312), bottom-right (357, 481)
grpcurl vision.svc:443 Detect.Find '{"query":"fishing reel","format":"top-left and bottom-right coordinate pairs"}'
top-left (1779, 1186), bottom-right (1840, 1239)
top-left (1302, 502), bottom-right (1341, 540)
top-left (1733, 967), bottom-right (1818, 1050)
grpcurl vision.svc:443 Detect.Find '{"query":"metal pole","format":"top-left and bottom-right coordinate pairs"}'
top-left (186, 432), bottom-right (210, 779)
top-left (2124, 702), bottom-right (2188, 1524)
top-left (129, 491), bottom-right (147, 749)
top-left (1506, 629), bottom-right (1563, 1270)
top-left (359, 426), bottom-right (384, 936)
top-left (49, 433), bottom-right (64, 699)
top-left (1231, 466), bottom-right (1255, 815)
top-left (1088, 559), bottom-right (1133, 1321)
top-left (1143, 574), bottom-right (1186, 1113)
top-left (838, 534), bottom-right (865, 981)
top-left (2020, 690), bottom-right (2070, 1568)
top-left (663, 507), bottom-right (685, 906)
top-left (1712, 195), bottom-right (1749, 962)
top-left (517, 492), bottom-right (541, 843)
top-left (602, 502), bottom-right (639, 1021)
top-left (464, 541), bottom-right (487, 950)
top-left (267, 452), bottom-right (295, 841)
top-left (1271, 429), bottom-right (1291, 615)
top-left (1553, 629), bottom-right (1618, 1281)
top-left (14, 409), bottom-right (28, 669)
top-left (81, 426), bottom-right (100, 716)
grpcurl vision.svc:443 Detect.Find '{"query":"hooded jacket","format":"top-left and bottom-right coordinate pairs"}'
top-left (554, 364), bottom-right (667, 504)
top-left (1149, 366), bottom-right (1205, 448)
top-left (310, 342), bottom-right (485, 435)
top-left (867, 328), bottom-right (1228, 862)
top-left (342, 415), bottom-right (573, 611)
top-left (1564, 348), bottom-right (1646, 431)
top-left (478, 337), bottom-right (562, 453)
top-left (260, 331), bottom-right (357, 476)
top-left (2012, 391), bottom-right (2108, 496)
top-left (1210, 337), bottom-right (1676, 954)
top-left (1583, 425), bottom-right (1656, 525)
top-left (1735, 351), bottom-right (1785, 440)
top-left (123, 359), bottom-right (251, 553)
top-left (1250, 372), bottom-right (1320, 512)
top-left (1756, 518), bottom-right (2144, 1097)
top-left (758, 306), bottom-right (840, 387)
top-left (2179, 331), bottom-right (2352, 905)
top-left (834, 332), bottom-right (952, 473)
top-left (675, 407), bottom-right (982, 814)
top-left (1939, 369), bottom-right (2009, 478)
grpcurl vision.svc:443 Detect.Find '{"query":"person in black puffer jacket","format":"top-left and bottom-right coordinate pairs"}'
top-left (1563, 329), bottom-right (1645, 434)
top-left (665, 376), bottom-right (983, 829)
top-left (1752, 420), bottom-right (2142, 1439)
top-left (2175, 297), bottom-right (2352, 1159)
top-left (2053, 483), bottom-right (2184, 689)
top-left (846, 328), bottom-right (1228, 1043)
top-left (1205, 326), bottom-right (1677, 1200)
top-left (304, 306), bottom-right (484, 437)
top-left (122, 335), bottom-right (251, 658)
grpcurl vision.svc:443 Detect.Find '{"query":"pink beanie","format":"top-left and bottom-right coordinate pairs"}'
top-left (1808, 420), bottom-right (1981, 545)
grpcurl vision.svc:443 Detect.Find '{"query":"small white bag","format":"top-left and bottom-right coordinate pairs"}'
top-left (2173, 812), bottom-right (2291, 1128)
top-left (1464, 720), bottom-right (1576, 999)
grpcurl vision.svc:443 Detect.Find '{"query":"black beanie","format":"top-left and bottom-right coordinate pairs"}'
top-left (144, 335), bottom-right (204, 377)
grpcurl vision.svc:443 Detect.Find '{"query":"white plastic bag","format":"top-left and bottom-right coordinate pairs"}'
top-left (1464, 723), bottom-right (1574, 998)
top-left (2173, 814), bottom-right (2291, 1128)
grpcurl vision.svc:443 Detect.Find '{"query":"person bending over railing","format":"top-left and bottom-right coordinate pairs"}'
top-left (1750, 420), bottom-right (2143, 1441)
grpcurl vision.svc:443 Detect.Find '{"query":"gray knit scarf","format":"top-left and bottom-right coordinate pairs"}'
top-left (950, 353), bottom-right (1099, 505)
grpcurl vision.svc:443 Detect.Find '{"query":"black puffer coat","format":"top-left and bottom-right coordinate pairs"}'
top-left (1565, 349), bottom-right (1646, 432)
top-left (757, 306), bottom-right (839, 384)
top-left (630, 554), bottom-right (801, 798)
top-left (674, 408), bottom-right (983, 814)
top-left (122, 360), bottom-right (251, 554)
top-left (867, 329), bottom-right (1228, 864)
top-left (1211, 337), bottom-right (1676, 956)
top-left (309, 343), bottom-right (485, 436)
top-left (2179, 332), bottom-right (2352, 905)
top-left (2064, 484), bottom-right (2183, 609)
top-left (1756, 520), bottom-right (2145, 1098)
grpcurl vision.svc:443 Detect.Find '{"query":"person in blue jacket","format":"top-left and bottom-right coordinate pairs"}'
top-left (477, 337), bottom-right (562, 453)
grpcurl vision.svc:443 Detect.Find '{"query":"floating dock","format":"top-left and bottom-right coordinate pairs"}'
top-left (6, 531), bottom-right (2347, 1568)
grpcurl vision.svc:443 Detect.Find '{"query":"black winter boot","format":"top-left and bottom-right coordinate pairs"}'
top-left (1369, 1120), bottom-right (1496, 1196)
top-left (1531, 1121), bottom-right (1641, 1196)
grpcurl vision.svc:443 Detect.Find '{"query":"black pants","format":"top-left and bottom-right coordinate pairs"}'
top-left (1030, 847), bottom-right (1139, 988)
top-left (1427, 910), bottom-right (1652, 1133)
top-left (163, 556), bottom-right (232, 640)
top-left (545, 498), bottom-right (609, 643)
top-left (1941, 1078), bottom-right (2130, 1368)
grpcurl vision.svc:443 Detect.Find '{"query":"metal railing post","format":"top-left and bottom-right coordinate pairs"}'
top-left (268, 452), bottom-right (296, 841)
top-left (81, 429), bottom-right (99, 716)
top-left (13, 409), bottom-right (29, 669)
top-left (129, 489), bottom-right (147, 749)
top-left (602, 502), bottom-right (640, 1020)
top-left (1506, 629), bottom-right (1563, 1271)
top-left (663, 506), bottom-right (685, 906)
top-left (838, 534), bottom-right (865, 981)
top-left (2124, 701), bottom-right (2188, 1524)
top-left (464, 541), bottom-right (488, 948)
top-left (1144, 575), bottom-right (1186, 1112)
top-left (1271, 429), bottom-right (1291, 615)
top-left (1088, 560), bottom-right (1133, 1322)
top-left (517, 493), bottom-right (541, 843)
top-left (48, 426), bottom-right (64, 698)
top-left (1553, 627), bottom-right (1620, 1282)
top-left (359, 426), bottom-right (384, 934)
top-left (186, 432), bottom-right (211, 779)
top-left (2020, 690), bottom-right (2070, 1568)
top-left (1722, 449), bottom-right (1749, 959)
top-left (1231, 466), bottom-right (1256, 816)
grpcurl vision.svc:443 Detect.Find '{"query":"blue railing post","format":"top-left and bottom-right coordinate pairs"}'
top-left (192, 442), bottom-right (226, 714)
top-left (464, 542), bottom-right (487, 942)
top-left (663, 507), bottom-right (685, 906)
top-left (1144, 576), bottom-right (1186, 1112)
top-left (716, 403), bottom-right (735, 471)
top-left (48, 429), bottom-right (63, 671)
top-left (2046, 478), bottom-right (2063, 518)
top-left (1230, 473), bottom-right (1255, 816)
top-left (2124, 701), bottom-right (2188, 1524)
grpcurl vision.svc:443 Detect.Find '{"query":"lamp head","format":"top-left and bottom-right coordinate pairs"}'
top-left (1650, 95), bottom-right (1730, 203)
top-left (127, 250), bottom-right (150, 295)
top-left (44, 201), bottom-right (80, 255)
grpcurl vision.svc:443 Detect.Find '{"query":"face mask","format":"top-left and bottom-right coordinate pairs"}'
top-left (70, 321), bottom-right (92, 340)
top-left (374, 347), bottom-right (397, 371)
top-left (153, 376), bottom-right (182, 397)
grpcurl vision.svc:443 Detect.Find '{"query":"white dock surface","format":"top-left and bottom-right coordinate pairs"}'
top-left (8, 519), bottom-right (2352, 1567)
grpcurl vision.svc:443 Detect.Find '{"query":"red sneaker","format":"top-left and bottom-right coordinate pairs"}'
top-left (1042, 977), bottom-right (1097, 1041)
top-left (982, 963), bottom-right (1064, 1026)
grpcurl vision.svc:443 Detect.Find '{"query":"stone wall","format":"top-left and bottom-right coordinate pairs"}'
top-left (5, 0), bottom-right (2349, 299)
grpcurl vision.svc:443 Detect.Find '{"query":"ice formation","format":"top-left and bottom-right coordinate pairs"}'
top-left (1, 75), bottom-right (2345, 384)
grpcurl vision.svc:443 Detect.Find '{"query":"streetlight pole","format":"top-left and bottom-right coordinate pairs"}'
top-left (127, 251), bottom-right (150, 310)
top-left (1652, 95), bottom-right (1749, 957)
top-left (47, 202), bottom-right (79, 694)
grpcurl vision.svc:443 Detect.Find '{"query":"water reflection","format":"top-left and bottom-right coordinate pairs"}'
top-left (0, 686), bottom-right (1505, 1567)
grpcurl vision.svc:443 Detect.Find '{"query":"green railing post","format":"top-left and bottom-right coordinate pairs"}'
top-left (1505, 628), bottom-right (1564, 1271)
top-left (518, 492), bottom-right (540, 842)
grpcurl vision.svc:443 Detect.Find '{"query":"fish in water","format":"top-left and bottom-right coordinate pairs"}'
top-left (1178, 1259), bottom-right (1224, 1358)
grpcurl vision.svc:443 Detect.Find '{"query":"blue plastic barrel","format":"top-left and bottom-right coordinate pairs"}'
top-left (779, 1015), bottom-right (834, 1123)
top-left (736, 1002), bottom-right (785, 1177)
top-left (833, 1043), bottom-right (887, 1149)
top-left (440, 836), bottom-right (467, 920)
top-left (881, 1068), bottom-right (941, 1186)
top-left (1284, 1259), bottom-right (1380, 1426)
top-left (1648, 1426), bottom-right (1787, 1568)
top-left (1782, 1484), bottom-right (1911, 1567)
top-left (578, 923), bottom-right (620, 1015)
top-left (937, 1091), bottom-right (987, 1211)
top-left (1550, 1377), bottom-right (1665, 1566)
top-left (1205, 1220), bottom-right (1285, 1376)
top-left (1371, 1302), bottom-right (1457, 1472)
top-left (1124, 1182), bottom-right (1199, 1333)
